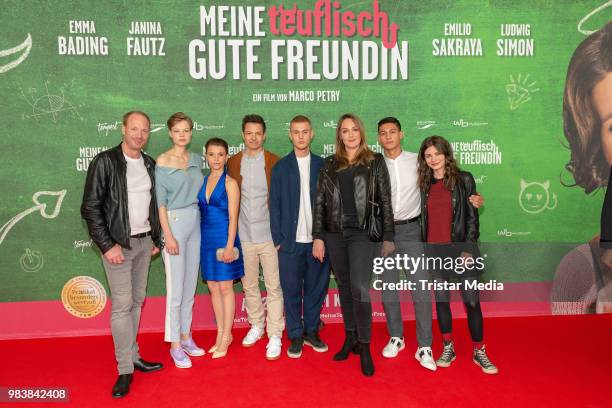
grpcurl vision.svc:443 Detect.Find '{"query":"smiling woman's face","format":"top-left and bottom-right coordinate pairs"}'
top-left (339, 118), bottom-right (361, 151)
top-left (593, 72), bottom-right (612, 166)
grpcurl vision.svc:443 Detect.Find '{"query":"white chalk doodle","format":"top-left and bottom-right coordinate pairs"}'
top-left (21, 81), bottom-right (82, 123)
top-left (0, 190), bottom-right (67, 246)
top-left (578, 1), bottom-right (611, 35)
top-left (518, 179), bottom-right (557, 214)
top-left (0, 33), bottom-right (32, 74)
top-left (506, 74), bottom-right (539, 111)
top-left (20, 248), bottom-right (44, 273)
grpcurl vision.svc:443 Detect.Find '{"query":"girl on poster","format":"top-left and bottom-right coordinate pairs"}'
top-left (554, 21), bottom-right (612, 314)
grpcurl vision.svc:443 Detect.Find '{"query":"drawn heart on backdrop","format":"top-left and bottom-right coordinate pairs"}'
top-left (32, 190), bottom-right (67, 219)
top-left (0, 190), bottom-right (67, 246)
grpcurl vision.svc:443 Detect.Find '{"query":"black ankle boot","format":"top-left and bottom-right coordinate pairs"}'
top-left (359, 342), bottom-right (374, 376)
top-left (333, 331), bottom-right (360, 361)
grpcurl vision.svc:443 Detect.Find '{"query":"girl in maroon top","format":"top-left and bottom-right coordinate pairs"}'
top-left (417, 136), bottom-right (498, 374)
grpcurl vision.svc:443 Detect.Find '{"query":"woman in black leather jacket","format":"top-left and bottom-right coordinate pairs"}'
top-left (418, 135), bottom-right (498, 375)
top-left (312, 113), bottom-right (394, 376)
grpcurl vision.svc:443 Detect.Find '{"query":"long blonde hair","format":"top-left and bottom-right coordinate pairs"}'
top-left (334, 113), bottom-right (374, 169)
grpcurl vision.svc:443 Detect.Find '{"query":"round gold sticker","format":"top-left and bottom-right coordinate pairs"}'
top-left (61, 276), bottom-right (107, 318)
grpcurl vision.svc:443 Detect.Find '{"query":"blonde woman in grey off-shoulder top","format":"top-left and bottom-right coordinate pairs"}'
top-left (155, 112), bottom-right (205, 369)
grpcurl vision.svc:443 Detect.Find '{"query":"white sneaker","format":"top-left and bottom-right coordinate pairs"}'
top-left (415, 346), bottom-right (437, 371)
top-left (242, 325), bottom-right (264, 347)
top-left (266, 335), bottom-right (282, 360)
top-left (382, 336), bottom-right (405, 358)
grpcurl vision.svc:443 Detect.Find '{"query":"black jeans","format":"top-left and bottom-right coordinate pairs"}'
top-left (325, 229), bottom-right (377, 343)
top-left (427, 244), bottom-right (483, 342)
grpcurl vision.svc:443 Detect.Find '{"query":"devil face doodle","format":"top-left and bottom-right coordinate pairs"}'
top-left (519, 179), bottom-right (558, 214)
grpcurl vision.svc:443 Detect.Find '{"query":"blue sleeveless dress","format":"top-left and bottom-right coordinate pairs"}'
top-left (198, 172), bottom-right (244, 281)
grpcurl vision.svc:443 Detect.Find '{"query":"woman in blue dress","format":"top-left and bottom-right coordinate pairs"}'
top-left (198, 137), bottom-right (244, 358)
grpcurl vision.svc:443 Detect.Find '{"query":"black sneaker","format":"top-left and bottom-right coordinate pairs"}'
top-left (287, 337), bottom-right (303, 358)
top-left (436, 341), bottom-right (456, 368)
top-left (473, 345), bottom-right (498, 374)
top-left (303, 331), bottom-right (329, 352)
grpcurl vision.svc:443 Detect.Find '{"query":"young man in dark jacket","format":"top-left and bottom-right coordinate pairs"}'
top-left (270, 115), bottom-right (330, 358)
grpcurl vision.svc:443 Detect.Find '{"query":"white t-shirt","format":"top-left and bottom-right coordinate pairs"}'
top-left (384, 151), bottom-right (421, 220)
top-left (296, 155), bottom-right (313, 243)
top-left (124, 153), bottom-right (151, 234)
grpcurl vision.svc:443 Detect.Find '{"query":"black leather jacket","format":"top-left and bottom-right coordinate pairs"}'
top-left (420, 170), bottom-right (479, 254)
top-left (313, 153), bottom-right (394, 242)
top-left (81, 144), bottom-right (162, 253)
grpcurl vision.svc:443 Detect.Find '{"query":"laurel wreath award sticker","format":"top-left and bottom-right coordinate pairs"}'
top-left (61, 276), bottom-right (107, 318)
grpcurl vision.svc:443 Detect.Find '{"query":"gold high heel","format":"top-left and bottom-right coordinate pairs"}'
top-left (212, 335), bottom-right (232, 359)
top-left (209, 332), bottom-right (223, 353)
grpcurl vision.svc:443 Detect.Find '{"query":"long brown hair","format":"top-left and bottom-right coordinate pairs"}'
top-left (417, 136), bottom-right (460, 193)
top-left (563, 21), bottom-right (612, 193)
top-left (334, 113), bottom-right (374, 169)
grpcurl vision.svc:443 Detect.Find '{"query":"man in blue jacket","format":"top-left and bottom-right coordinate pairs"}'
top-left (270, 115), bottom-right (330, 358)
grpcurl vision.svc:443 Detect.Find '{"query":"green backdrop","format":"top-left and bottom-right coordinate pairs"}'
top-left (1, 0), bottom-right (610, 302)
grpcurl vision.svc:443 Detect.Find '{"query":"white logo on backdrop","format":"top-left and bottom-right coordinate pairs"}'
top-left (74, 239), bottom-right (94, 252)
top-left (97, 121), bottom-right (121, 136)
top-left (451, 119), bottom-right (488, 128)
top-left (474, 175), bottom-right (488, 184)
top-left (150, 124), bottom-right (166, 133)
top-left (497, 229), bottom-right (532, 237)
top-left (416, 121), bottom-right (437, 130)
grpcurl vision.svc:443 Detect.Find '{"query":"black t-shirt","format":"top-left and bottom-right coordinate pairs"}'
top-left (338, 165), bottom-right (359, 229)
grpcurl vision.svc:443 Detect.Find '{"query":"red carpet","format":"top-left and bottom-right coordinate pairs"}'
top-left (0, 314), bottom-right (609, 407)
